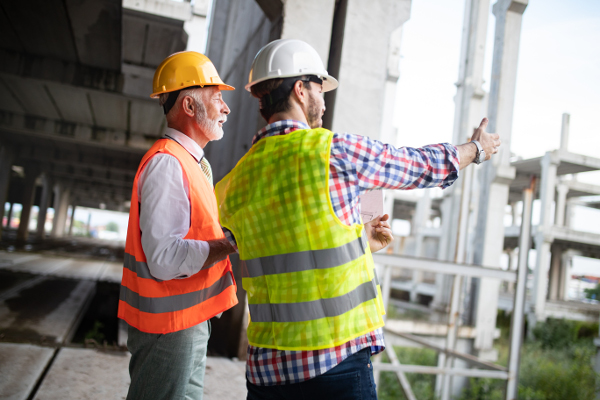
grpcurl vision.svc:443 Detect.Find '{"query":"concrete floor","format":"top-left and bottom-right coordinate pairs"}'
top-left (0, 248), bottom-right (247, 400)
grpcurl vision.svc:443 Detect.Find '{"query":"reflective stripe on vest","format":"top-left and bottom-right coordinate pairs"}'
top-left (243, 233), bottom-right (368, 278)
top-left (118, 138), bottom-right (237, 334)
top-left (120, 272), bottom-right (234, 314)
top-left (124, 252), bottom-right (220, 282)
top-left (249, 278), bottom-right (378, 322)
top-left (216, 128), bottom-right (385, 350)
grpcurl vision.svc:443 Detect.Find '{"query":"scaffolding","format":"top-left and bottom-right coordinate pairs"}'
top-left (373, 177), bottom-right (537, 400)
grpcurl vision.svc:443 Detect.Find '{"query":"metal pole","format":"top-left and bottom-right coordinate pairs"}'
top-left (441, 165), bottom-right (473, 400)
top-left (375, 264), bottom-right (393, 392)
top-left (506, 176), bottom-right (536, 399)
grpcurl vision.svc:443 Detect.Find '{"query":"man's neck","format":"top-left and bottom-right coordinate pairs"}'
top-left (268, 106), bottom-right (308, 126)
top-left (168, 121), bottom-right (208, 148)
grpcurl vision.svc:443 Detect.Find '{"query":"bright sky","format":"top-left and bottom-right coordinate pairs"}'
top-left (394, 0), bottom-right (600, 164)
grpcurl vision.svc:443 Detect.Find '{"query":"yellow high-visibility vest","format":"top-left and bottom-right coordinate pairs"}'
top-left (216, 128), bottom-right (385, 351)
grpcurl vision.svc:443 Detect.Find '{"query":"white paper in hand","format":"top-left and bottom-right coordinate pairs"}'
top-left (359, 190), bottom-right (384, 223)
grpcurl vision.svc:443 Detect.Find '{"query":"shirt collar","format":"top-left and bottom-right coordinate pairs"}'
top-left (163, 128), bottom-right (205, 162)
top-left (252, 120), bottom-right (310, 145)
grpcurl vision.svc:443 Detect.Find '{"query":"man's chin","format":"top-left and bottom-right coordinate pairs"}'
top-left (309, 119), bottom-right (323, 129)
top-left (208, 129), bottom-right (224, 141)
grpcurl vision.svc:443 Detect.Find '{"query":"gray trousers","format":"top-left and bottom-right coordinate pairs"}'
top-left (126, 321), bottom-right (211, 400)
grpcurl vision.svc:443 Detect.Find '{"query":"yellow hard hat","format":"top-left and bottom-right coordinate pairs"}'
top-left (150, 51), bottom-right (234, 98)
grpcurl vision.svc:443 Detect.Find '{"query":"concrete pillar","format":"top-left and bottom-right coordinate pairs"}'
top-left (17, 164), bottom-right (41, 242)
top-left (35, 174), bottom-right (53, 240)
top-left (548, 245), bottom-right (562, 301)
top-left (555, 183), bottom-right (569, 227)
top-left (511, 201), bottom-right (519, 226)
top-left (559, 250), bottom-right (578, 300)
top-left (327, 0), bottom-right (411, 140)
top-left (505, 248), bottom-right (517, 292)
top-left (560, 112), bottom-right (570, 151)
top-left (471, 0), bottom-right (527, 359)
top-left (432, 198), bottom-right (454, 314)
top-left (51, 183), bottom-right (71, 238)
top-left (530, 151), bottom-right (559, 324)
top-left (68, 205), bottom-right (76, 236)
top-left (0, 145), bottom-right (14, 237)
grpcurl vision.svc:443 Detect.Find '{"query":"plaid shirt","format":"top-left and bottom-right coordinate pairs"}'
top-left (225, 120), bottom-right (459, 385)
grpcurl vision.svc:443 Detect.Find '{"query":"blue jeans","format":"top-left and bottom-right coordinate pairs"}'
top-left (246, 347), bottom-right (377, 400)
top-left (126, 321), bottom-right (211, 400)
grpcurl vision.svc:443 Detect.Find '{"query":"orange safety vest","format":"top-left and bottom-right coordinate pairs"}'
top-left (118, 138), bottom-right (237, 334)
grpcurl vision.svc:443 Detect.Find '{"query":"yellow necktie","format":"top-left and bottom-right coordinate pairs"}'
top-left (200, 157), bottom-right (213, 186)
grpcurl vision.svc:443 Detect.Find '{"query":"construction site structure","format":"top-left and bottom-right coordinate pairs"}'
top-left (1, 0), bottom-right (599, 399)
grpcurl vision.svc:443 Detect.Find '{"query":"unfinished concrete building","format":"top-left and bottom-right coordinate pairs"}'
top-left (1, 0), bottom-right (598, 398)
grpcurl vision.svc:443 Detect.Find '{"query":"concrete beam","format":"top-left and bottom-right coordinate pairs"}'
top-left (0, 343), bottom-right (55, 400)
top-left (0, 49), bottom-right (123, 94)
top-left (0, 111), bottom-right (158, 152)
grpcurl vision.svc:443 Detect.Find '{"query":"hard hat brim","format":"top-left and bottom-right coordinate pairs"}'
top-left (245, 74), bottom-right (338, 93)
top-left (150, 83), bottom-right (235, 99)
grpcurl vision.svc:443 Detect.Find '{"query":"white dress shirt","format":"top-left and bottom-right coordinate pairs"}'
top-left (137, 128), bottom-right (211, 281)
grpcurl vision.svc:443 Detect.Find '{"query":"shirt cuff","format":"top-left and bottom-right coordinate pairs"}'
top-left (440, 143), bottom-right (460, 189)
top-left (178, 240), bottom-right (211, 278)
top-left (222, 228), bottom-right (239, 253)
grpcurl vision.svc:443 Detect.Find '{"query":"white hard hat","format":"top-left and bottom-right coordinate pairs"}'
top-left (245, 39), bottom-right (339, 92)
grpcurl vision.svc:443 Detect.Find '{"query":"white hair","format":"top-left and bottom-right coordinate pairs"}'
top-left (162, 88), bottom-right (207, 121)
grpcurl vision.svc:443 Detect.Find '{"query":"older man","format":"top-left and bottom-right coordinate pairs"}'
top-left (215, 39), bottom-right (501, 400)
top-left (118, 51), bottom-right (238, 400)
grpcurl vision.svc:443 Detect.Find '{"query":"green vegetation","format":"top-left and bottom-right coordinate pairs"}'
top-left (378, 346), bottom-right (438, 400)
top-left (584, 283), bottom-right (600, 301)
top-left (105, 221), bottom-right (119, 233)
top-left (378, 315), bottom-right (600, 400)
top-left (85, 321), bottom-right (105, 343)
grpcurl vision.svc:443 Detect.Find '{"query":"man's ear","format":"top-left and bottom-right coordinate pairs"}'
top-left (291, 80), bottom-right (307, 105)
top-left (181, 96), bottom-right (195, 117)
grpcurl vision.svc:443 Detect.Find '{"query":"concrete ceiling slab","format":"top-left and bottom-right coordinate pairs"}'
top-left (0, 0), bottom-right (78, 62)
top-left (88, 91), bottom-right (129, 130)
top-left (33, 348), bottom-right (131, 400)
top-left (65, 0), bottom-right (122, 70)
top-left (0, 6), bottom-right (24, 53)
top-left (0, 343), bottom-right (54, 400)
top-left (0, 278), bottom-right (95, 344)
top-left (123, 9), bottom-right (187, 68)
top-left (130, 100), bottom-right (164, 136)
top-left (45, 82), bottom-right (95, 125)
top-left (0, 77), bottom-right (25, 114)
top-left (4, 77), bottom-right (61, 120)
